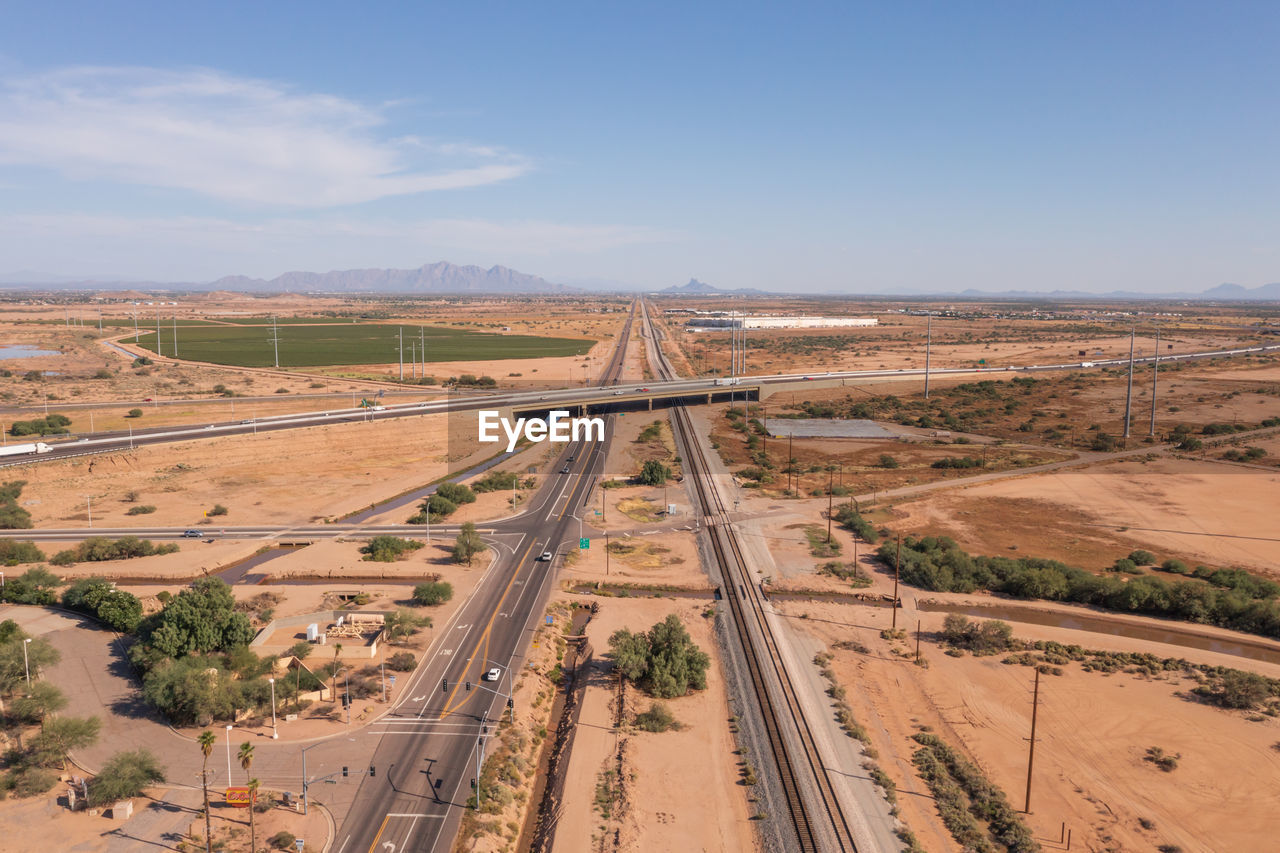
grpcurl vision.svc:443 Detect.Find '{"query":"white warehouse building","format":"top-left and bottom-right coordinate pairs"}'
top-left (686, 315), bottom-right (878, 330)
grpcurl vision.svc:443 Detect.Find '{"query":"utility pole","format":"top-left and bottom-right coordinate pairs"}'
top-left (924, 312), bottom-right (932, 399)
top-left (605, 530), bottom-right (610, 576)
top-left (1149, 327), bottom-right (1160, 437)
top-left (410, 342), bottom-right (415, 379)
top-left (1122, 327), bottom-right (1135, 441)
top-left (826, 468), bottom-right (834, 543)
top-left (156, 308), bottom-right (161, 357)
top-left (398, 327), bottom-right (404, 381)
top-left (270, 317), bottom-right (280, 368)
top-left (1024, 668), bottom-right (1041, 814)
top-left (420, 326), bottom-right (426, 379)
top-left (173, 313), bottom-right (178, 357)
top-left (133, 309), bottom-right (139, 342)
top-left (915, 619), bottom-right (922, 663)
top-left (892, 534), bottom-right (902, 630)
top-left (787, 432), bottom-right (794, 495)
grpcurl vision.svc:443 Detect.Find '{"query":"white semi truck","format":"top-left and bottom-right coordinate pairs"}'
top-left (714, 377), bottom-right (740, 386)
top-left (0, 442), bottom-right (53, 458)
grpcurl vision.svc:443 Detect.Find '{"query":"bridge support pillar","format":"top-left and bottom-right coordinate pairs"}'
top-left (648, 397), bottom-right (653, 411)
top-left (707, 393), bottom-right (712, 404)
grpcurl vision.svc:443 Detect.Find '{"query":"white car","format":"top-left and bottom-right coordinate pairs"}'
top-left (484, 668), bottom-right (501, 682)
top-left (614, 389), bottom-right (624, 395)
top-left (539, 551), bottom-right (553, 561)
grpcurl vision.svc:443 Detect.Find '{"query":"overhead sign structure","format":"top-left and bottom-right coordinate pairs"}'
top-left (224, 786), bottom-right (254, 807)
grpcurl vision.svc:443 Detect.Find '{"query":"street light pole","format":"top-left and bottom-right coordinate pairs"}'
top-left (23, 638), bottom-right (32, 685)
top-left (225, 725), bottom-right (233, 782)
top-left (269, 677), bottom-right (278, 739)
top-left (86, 496), bottom-right (92, 529)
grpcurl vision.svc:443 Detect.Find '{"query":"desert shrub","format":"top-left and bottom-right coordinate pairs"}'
top-left (435, 482), bottom-right (476, 505)
top-left (881, 536), bottom-right (1280, 641)
top-left (270, 831), bottom-right (297, 850)
top-left (0, 539), bottom-right (44, 565)
top-left (0, 481), bottom-right (33, 530)
top-left (940, 614), bottom-right (1016, 655)
top-left (0, 566), bottom-right (60, 605)
top-left (1128, 550), bottom-right (1156, 566)
top-left (634, 701), bottom-right (680, 732)
top-left (360, 536), bottom-right (423, 562)
top-left (51, 536), bottom-right (178, 566)
top-left (472, 470), bottom-right (519, 492)
top-left (412, 580), bottom-right (454, 606)
top-left (125, 505), bottom-right (157, 515)
top-left (208, 504), bottom-right (229, 517)
top-left (1144, 746), bottom-right (1180, 772)
top-left (386, 652), bottom-right (417, 672)
top-left (877, 454), bottom-right (899, 469)
top-left (832, 504), bottom-right (878, 542)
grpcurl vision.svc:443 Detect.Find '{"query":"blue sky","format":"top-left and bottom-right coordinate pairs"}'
top-left (0, 2), bottom-right (1276, 292)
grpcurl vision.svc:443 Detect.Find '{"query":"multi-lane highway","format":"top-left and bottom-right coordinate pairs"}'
top-left (5, 330), bottom-right (1276, 468)
top-left (329, 303), bottom-right (633, 853)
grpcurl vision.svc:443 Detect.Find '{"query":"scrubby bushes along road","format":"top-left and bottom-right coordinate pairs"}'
top-left (881, 536), bottom-right (1280, 640)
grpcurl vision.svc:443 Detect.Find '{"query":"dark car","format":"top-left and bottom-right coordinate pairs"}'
top-left (182, 529), bottom-right (202, 538)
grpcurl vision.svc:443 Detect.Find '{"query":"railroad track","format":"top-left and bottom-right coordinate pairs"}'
top-left (642, 303), bottom-right (859, 852)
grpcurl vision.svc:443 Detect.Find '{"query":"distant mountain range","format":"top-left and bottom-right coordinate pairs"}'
top-left (0, 262), bottom-right (573, 295)
top-left (1, 264), bottom-right (1278, 301)
top-left (659, 278), bottom-right (772, 296)
top-left (209, 262), bottom-right (573, 294)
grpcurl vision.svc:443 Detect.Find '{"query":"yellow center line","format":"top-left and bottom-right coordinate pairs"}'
top-left (439, 539), bottom-right (536, 718)
top-left (366, 814), bottom-right (391, 853)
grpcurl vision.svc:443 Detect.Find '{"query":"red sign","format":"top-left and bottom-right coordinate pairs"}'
top-left (224, 787), bottom-right (254, 807)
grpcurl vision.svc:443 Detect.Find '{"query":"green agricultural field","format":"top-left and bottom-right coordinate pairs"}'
top-left (132, 323), bottom-right (592, 367)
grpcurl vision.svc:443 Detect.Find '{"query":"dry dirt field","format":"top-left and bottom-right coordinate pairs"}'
top-left (4, 412), bottom-right (463, 527)
top-left (782, 598), bottom-right (1280, 853)
top-left (549, 595), bottom-right (756, 853)
top-left (650, 296), bottom-right (1275, 378)
top-left (889, 454), bottom-right (1280, 575)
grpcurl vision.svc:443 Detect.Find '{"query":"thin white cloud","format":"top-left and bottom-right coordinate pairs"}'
top-left (0, 66), bottom-right (529, 206)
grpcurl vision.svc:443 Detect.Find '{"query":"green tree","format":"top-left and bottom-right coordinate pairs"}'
top-left (384, 609), bottom-right (431, 643)
top-left (450, 522), bottom-right (486, 565)
top-left (88, 749), bottom-right (165, 807)
top-left (637, 460), bottom-right (671, 486)
top-left (11, 681), bottom-right (67, 727)
top-left (0, 633), bottom-right (59, 692)
top-left (607, 615), bottom-right (709, 699)
top-left (31, 715), bottom-right (101, 769)
top-left (142, 577), bottom-right (253, 658)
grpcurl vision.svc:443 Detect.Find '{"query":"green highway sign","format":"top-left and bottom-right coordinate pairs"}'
top-left (580, 537), bottom-right (589, 549)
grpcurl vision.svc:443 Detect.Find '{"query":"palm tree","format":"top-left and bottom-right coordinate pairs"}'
top-left (197, 730), bottom-right (216, 853)
top-left (239, 742), bottom-right (257, 853)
